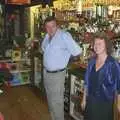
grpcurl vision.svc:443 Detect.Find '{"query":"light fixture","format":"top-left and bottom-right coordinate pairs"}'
top-left (76, 0), bottom-right (82, 14)
top-left (108, 5), bottom-right (113, 16)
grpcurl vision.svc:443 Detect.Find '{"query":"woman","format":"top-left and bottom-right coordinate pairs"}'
top-left (81, 32), bottom-right (120, 120)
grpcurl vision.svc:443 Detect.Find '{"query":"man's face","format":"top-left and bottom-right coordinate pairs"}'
top-left (45, 20), bottom-right (57, 37)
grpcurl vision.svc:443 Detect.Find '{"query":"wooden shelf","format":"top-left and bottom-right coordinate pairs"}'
top-left (57, 20), bottom-right (80, 23)
top-left (10, 81), bottom-right (30, 86)
top-left (0, 59), bottom-right (30, 63)
top-left (10, 70), bottom-right (31, 73)
top-left (69, 62), bottom-right (87, 70)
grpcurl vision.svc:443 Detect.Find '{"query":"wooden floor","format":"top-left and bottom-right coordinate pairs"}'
top-left (0, 85), bottom-right (51, 120)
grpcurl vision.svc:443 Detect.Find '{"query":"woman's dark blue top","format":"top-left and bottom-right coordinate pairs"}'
top-left (85, 56), bottom-right (120, 102)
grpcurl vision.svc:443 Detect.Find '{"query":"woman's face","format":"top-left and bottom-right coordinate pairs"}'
top-left (94, 38), bottom-right (107, 55)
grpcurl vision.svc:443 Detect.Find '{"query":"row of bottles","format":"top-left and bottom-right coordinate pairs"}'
top-left (112, 38), bottom-right (120, 62)
top-left (64, 71), bottom-right (70, 112)
top-left (0, 3), bottom-right (4, 40)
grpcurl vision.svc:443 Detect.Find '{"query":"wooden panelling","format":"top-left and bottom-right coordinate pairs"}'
top-left (6, 0), bottom-right (30, 4)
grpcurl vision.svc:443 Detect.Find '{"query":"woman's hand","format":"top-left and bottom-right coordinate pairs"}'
top-left (117, 95), bottom-right (120, 113)
top-left (81, 98), bottom-right (86, 111)
top-left (118, 105), bottom-right (120, 113)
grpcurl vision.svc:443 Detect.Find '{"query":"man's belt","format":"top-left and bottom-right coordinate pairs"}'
top-left (46, 68), bottom-right (65, 73)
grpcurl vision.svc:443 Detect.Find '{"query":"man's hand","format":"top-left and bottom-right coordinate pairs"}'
top-left (69, 54), bottom-right (80, 63)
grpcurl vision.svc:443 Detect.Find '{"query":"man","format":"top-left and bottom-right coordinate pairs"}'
top-left (41, 16), bottom-right (82, 120)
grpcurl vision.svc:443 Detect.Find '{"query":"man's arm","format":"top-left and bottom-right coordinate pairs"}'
top-left (63, 32), bottom-right (82, 57)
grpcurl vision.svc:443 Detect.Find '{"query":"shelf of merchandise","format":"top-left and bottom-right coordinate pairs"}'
top-left (69, 73), bottom-right (84, 120)
top-left (0, 59), bottom-right (31, 86)
top-left (64, 71), bottom-right (70, 113)
top-left (34, 57), bottom-right (42, 87)
top-left (10, 70), bottom-right (31, 73)
top-left (10, 81), bottom-right (30, 86)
